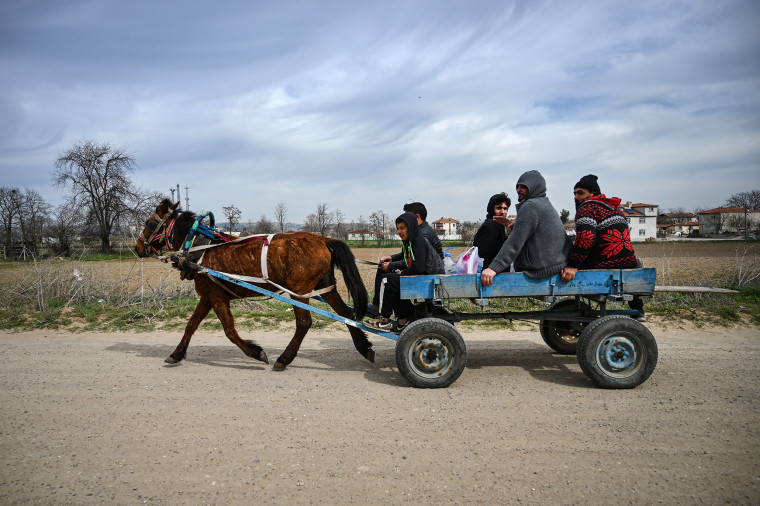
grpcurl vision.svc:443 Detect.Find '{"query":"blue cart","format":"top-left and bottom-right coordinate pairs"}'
top-left (199, 264), bottom-right (659, 389)
top-left (392, 268), bottom-right (658, 389)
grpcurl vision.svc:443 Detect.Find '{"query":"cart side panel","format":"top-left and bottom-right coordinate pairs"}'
top-left (400, 268), bottom-right (656, 300)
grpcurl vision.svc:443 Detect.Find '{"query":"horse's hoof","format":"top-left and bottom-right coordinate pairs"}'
top-left (273, 361), bottom-right (287, 371)
top-left (165, 356), bottom-right (180, 364)
top-left (259, 350), bottom-right (269, 364)
top-left (365, 349), bottom-right (375, 363)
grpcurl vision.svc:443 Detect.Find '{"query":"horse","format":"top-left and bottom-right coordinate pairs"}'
top-left (134, 199), bottom-right (374, 370)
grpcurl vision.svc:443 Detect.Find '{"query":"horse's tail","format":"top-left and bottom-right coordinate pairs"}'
top-left (326, 240), bottom-right (368, 320)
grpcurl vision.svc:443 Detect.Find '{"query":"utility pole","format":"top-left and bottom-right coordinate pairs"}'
top-left (185, 186), bottom-right (190, 210)
top-left (169, 187), bottom-right (175, 200)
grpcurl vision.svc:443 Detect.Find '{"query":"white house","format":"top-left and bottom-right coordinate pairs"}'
top-left (432, 217), bottom-right (461, 240)
top-left (347, 229), bottom-right (377, 241)
top-left (622, 202), bottom-right (658, 241)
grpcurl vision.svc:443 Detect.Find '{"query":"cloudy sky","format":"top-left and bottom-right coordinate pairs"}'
top-left (2, 0), bottom-right (759, 225)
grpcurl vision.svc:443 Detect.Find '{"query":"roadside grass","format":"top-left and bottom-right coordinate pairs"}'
top-left (2, 287), bottom-right (758, 332)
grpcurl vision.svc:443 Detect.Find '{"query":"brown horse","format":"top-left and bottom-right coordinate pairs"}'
top-left (134, 199), bottom-right (373, 370)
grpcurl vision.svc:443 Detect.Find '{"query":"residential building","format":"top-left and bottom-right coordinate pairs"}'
top-left (432, 217), bottom-right (461, 240)
top-left (698, 207), bottom-right (760, 235)
top-left (672, 221), bottom-right (699, 236)
top-left (347, 229), bottom-right (377, 241)
top-left (659, 212), bottom-right (696, 225)
top-left (621, 202), bottom-right (658, 241)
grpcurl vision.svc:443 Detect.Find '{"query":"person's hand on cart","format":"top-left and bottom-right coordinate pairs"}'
top-left (561, 266), bottom-right (577, 282)
top-left (480, 267), bottom-right (496, 287)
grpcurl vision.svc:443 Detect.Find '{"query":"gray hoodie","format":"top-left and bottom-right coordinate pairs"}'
top-left (488, 170), bottom-right (569, 278)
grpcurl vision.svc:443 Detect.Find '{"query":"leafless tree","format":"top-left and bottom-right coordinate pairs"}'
top-left (368, 210), bottom-right (389, 245)
top-left (726, 190), bottom-right (760, 211)
top-left (222, 205), bottom-right (242, 232)
top-left (53, 141), bottom-right (138, 252)
top-left (274, 202), bottom-right (288, 232)
top-left (459, 220), bottom-right (480, 243)
top-left (0, 187), bottom-right (51, 257)
top-left (304, 203), bottom-right (333, 236)
top-left (47, 202), bottom-right (83, 257)
top-left (726, 189), bottom-right (760, 238)
top-left (255, 214), bottom-right (276, 234)
top-left (332, 208), bottom-right (347, 239)
top-left (0, 187), bottom-right (17, 257)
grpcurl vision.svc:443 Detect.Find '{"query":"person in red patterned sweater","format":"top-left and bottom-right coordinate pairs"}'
top-left (561, 174), bottom-right (645, 321)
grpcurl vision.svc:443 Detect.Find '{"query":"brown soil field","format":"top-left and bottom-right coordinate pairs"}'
top-left (0, 241), bottom-right (752, 304)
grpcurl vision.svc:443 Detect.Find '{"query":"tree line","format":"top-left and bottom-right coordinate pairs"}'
top-left (2, 140), bottom-right (759, 259)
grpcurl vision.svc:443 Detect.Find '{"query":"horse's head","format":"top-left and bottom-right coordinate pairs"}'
top-left (135, 199), bottom-right (180, 257)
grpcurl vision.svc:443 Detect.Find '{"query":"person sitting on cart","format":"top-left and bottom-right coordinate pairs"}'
top-left (368, 201), bottom-right (442, 317)
top-left (403, 201), bottom-right (444, 259)
top-left (370, 212), bottom-right (444, 332)
top-left (473, 192), bottom-right (512, 269)
top-left (560, 174), bottom-right (646, 321)
top-left (481, 170), bottom-right (570, 286)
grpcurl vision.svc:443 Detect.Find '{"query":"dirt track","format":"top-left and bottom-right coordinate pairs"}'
top-left (1, 323), bottom-right (759, 504)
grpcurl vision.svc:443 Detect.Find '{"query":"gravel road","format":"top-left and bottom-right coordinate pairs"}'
top-left (1, 323), bottom-right (758, 504)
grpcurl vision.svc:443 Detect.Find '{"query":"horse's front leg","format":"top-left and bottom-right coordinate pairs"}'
top-left (274, 303), bottom-right (311, 371)
top-left (166, 297), bottom-right (212, 364)
top-left (212, 300), bottom-right (269, 364)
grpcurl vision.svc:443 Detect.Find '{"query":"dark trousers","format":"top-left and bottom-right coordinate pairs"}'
top-left (377, 272), bottom-right (413, 320)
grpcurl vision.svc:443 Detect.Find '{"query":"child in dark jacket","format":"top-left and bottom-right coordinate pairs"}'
top-left (371, 212), bottom-right (438, 332)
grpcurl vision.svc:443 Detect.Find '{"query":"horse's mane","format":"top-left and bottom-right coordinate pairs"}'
top-left (172, 210), bottom-right (197, 248)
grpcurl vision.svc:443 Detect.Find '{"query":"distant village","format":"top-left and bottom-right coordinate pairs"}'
top-left (347, 203), bottom-right (760, 242)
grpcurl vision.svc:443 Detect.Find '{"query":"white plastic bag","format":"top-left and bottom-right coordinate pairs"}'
top-left (455, 247), bottom-right (482, 274)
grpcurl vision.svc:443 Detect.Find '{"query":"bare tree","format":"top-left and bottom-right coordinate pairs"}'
top-left (332, 208), bottom-right (346, 239)
top-left (726, 189), bottom-right (760, 238)
top-left (222, 205), bottom-right (242, 232)
top-left (0, 187), bottom-right (50, 257)
top-left (47, 202), bottom-right (83, 257)
top-left (53, 141), bottom-right (138, 252)
top-left (0, 187), bottom-right (17, 257)
top-left (459, 220), bottom-right (480, 243)
top-left (274, 202), bottom-right (288, 232)
top-left (368, 210), bottom-right (389, 245)
top-left (255, 214), bottom-right (276, 234)
top-left (305, 203), bottom-right (333, 236)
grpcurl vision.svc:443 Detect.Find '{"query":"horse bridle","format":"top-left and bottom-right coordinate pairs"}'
top-left (137, 210), bottom-right (177, 256)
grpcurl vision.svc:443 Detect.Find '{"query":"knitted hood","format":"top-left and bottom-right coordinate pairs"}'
top-left (516, 170), bottom-right (547, 209)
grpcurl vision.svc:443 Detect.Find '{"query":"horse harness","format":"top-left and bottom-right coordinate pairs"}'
top-left (145, 211), bottom-right (335, 300)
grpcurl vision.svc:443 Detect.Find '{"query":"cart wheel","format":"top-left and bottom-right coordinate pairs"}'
top-left (577, 315), bottom-right (658, 389)
top-left (539, 298), bottom-right (592, 355)
top-left (395, 318), bottom-right (467, 388)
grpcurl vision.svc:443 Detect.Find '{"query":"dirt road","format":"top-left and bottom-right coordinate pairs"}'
top-left (1, 323), bottom-right (758, 504)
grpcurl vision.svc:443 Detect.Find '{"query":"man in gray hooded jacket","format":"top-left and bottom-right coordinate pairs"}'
top-left (481, 170), bottom-right (569, 286)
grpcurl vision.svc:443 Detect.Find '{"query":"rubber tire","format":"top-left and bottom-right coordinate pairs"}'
top-left (395, 318), bottom-right (467, 388)
top-left (577, 315), bottom-right (658, 389)
top-left (539, 298), bottom-right (592, 355)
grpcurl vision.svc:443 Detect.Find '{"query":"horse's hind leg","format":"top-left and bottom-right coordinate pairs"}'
top-left (273, 303), bottom-right (312, 371)
top-left (321, 290), bottom-right (375, 363)
top-left (166, 297), bottom-right (212, 364)
top-left (212, 300), bottom-right (269, 364)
